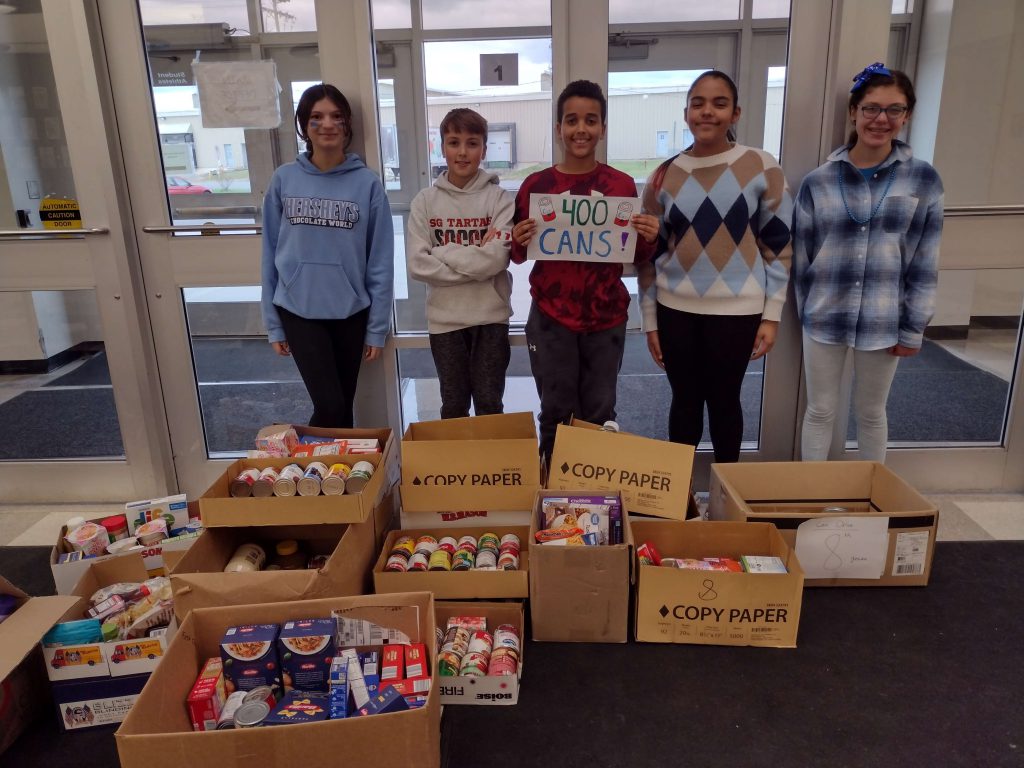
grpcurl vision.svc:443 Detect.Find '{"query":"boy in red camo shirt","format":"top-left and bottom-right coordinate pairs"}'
top-left (511, 80), bottom-right (659, 459)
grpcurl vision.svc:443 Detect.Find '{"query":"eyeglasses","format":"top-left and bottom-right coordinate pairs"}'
top-left (859, 104), bottom-right (909, 119)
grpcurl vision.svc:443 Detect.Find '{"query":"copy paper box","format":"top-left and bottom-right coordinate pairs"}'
top-left (529, 490), bottom-right (633, 643)
top-left (0, 577), bottom-right (78, 754)
top-left (373, 525), bottom-right (529, 600)
top-left (199, 450), bottom-right (390, 528)
top-left (434, 601), bottom-right (524, 705)
top-left (400, 413), bottom-right (541, 513)
top-left (169, 519), bottom-right (375, 619)
top-left (632, 519), bottom-right (804, 647)
top-left (547, 420), bottom-right (695, 521)
top-left (115, 592), bottom-right (441, 768)
top-left (708, 461), bottom-right (938, 587)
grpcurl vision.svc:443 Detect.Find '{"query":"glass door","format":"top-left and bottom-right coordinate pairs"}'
top-left (0, 1), bottom-right (173, 501)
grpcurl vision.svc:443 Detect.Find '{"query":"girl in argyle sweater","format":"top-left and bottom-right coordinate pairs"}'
top-left (639, 70), bottom-right (793, 462)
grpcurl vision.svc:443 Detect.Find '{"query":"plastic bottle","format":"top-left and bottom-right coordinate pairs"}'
top-left (270, 540), bottom-right (306, 570)
top-left (224, 543), bottom-right (266, 573)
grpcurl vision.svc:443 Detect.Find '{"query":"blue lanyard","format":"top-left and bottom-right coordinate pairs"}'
top-left (838, 162), bottom-right (897, 225)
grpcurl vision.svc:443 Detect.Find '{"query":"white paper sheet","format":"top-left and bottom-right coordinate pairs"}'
top-left (795, 516), bottom-right (890, 579)
top-left (193, 60), bottom-right (281, 129)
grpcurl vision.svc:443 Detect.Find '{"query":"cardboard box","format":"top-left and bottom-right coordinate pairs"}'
top-left (400, 413), bottom-right (541, 513)
top-left (44, 557), bottom-right (175, 683)
top-left (373, 526), bottom-right (529, 600)
top-left (529, 490), bottom-right (633, 643)
top-left (52, 672), bottom-right (150, 732)
top-left (708, 461), bottom-right (939, 586)
top-left (169, 519), bottom-right (375, 620)
top-left (632, 519), bottom-right (805, 647)
top-left (0, 577), bottom-right (78, 753)
top-left (433, 601), bottom-right (524, 705)
top-left (51, 526), bottom-right (196, 595)
top-left (399, 506), bottom-right (532, 529)
top-left (257, 425), bottom-right (401, 487)
top-left (547, 420), bottom-right (695, 521)
top-left (115, 592), bottom-right (441, 768)
top-left (200, 436), bottom-right (393, 528)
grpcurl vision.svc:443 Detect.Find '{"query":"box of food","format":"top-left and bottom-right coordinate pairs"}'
top-left (372, 525), bottom-right (529, 600)
top-left (434, 602), bottom-right (524, 705)
top-left (278, 618), bottom-right (336, 693)
top-left (115, 592), bottom-right (441, 768)
top-left (200, 428), bottom-right (395, 528)
top-left (219, 623), bottom-right (281, 695)
top-left (708, 461), bottom-right (938, 586)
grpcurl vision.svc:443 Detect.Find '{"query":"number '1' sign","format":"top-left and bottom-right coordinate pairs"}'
top-left (525, 193), bottom-right (640, 263)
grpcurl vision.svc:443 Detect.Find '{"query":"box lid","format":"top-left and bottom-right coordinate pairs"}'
top-left (0, 576), bottom-right (79, 681)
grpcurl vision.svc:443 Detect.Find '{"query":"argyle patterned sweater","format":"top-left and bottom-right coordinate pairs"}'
top-left (638, 144), bottom-right (793, 330)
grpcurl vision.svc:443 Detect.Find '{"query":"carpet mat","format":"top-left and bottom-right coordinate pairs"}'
top-left (0, 389), bottom-right (124, 458)
top-left (1, 542), bottom-right (1021, 766)
top-left (43, 352), bottom-right (112, 387)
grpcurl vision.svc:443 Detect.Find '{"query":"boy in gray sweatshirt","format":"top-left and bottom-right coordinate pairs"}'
top-left (408, 109), bottom-right (514, 418)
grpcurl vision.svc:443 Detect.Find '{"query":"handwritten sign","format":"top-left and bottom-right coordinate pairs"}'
top-left (193, 61), bottom-right (281, 129)
top-left (795, 516), bottom-right (889, 579)
top-left (526, 193), bottom-right (640, 263)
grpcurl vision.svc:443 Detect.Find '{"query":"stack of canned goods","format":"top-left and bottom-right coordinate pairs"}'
top-left (383, 532), bottom-right (521, 572)
top-left (229, 461), bottom-right (373, 498)
top-left (437, 618), bottom-right (520, 678)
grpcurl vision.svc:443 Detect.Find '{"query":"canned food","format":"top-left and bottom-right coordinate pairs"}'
top-left (345, 460), bottom-right (375, 493)
top-left (296, 461), bottom-right (329, 496)
top-left (216, 690), bottom-right (248, 729)
top-left (458, 651), bottom-right (489, 677)
top-left (390, 536), bottom-right (415, 558)
top-left (474, 549), bottom-right (497, 570)
top-left (414, 535), bottom-right (439, 556)
top-left (243, 685), bottom-right (278, 709)
top-left (441, 626), bottom-right (471, 656)
top-left (456, 536), bottom-right (478, 555)
top-left (488, 647), bottom-right (519, 676)
top-left (273, 464), bottom-right (304, 497)
top-left (428, 549), bottom-right (452, 571)
top-left (478, 532), bottom-right (500, 552)
top-left (494, 624), bottom-right (520, 651)
top-left (321, 463), bottom-right (351, 495)
top-left (229, 468), bottom-right (260, 497)
top-left (307, 554), bottom-right (328, 570)
top-left (251, 467), bottom-right (280, 498)
top-left (497, 551), bottom-right (520, 571)
top-left (499, 533), bottom-right (521, 549)
top-left (438, 652), bottom-right (461, 676)
top-left (452, 551), bottom-right (474, 571)
top-left (232, 700), bottom-right (270, 728)
top-left (384, 553), bottom-right (410, 572)
top-left (407, 552), bottom-right (429, 572)
top-left (466, 630), bottom-right (492, 658)
top-left (437, 536), bottom-right (458, 554)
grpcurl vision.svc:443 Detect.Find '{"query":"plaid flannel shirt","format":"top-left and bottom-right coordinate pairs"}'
top-left (793, 141), bottom-right (944, 351)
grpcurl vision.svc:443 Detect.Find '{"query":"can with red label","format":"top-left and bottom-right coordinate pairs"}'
top-left (385, 553), bottom-right (409, 572)
top-left (456, 536), bottom-right (478, 555)
top-left (243, 685), bottom-right (278, 709)
top-left (229, 468), bottom-right (260, 497)
top-left (407, 552), bottom-right (429, 572)
top-left (438, 536), bottom-right (458, 554)
top-left (252, 466), bottom-right (280, 498)
top-left (273, 464), bottom-right (304, 497)
top-left (390, 536), bottom-right (415, 558)
top-left (497, 551), bottom-right (519, 571)
top-left (415, 535), bottom-right (438, 556)
top-left (488, 647), bottom-right (519, 676)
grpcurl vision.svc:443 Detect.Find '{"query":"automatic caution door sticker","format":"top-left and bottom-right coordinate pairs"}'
top-left (39, 197), bottom-right (82, 230)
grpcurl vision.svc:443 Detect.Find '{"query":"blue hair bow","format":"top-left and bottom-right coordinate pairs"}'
top-left (851, 62), bottom-right (891, 92)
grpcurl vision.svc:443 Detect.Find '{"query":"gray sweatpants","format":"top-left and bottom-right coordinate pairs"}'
top-left (525, 303), bottom-right (626, 459)
top-left (429, 323), bottom-right (511, 419)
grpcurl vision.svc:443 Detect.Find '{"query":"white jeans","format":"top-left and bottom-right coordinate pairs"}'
top-left (801, 332), bottom-right (901, 463)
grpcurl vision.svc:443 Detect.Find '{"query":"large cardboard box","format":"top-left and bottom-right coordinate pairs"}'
top-left (529, 490), bottom-right (633, 643)
top-left (547, 421), bottom-right (695, 521)
top-left (0, 577), bottom-right (78, 753)
top-left (632, 519), bottom-right (804, 647)
top-left (256, 424), bottom-right (402, 488)
top-left (115, 592), bottom-right (441, 768)
top-left (708, 461), bottom-right (939, 586)
top-left (434, 602), bottom-right (524, 705)
top-left (373, 526), bottom-right (529, 600)
top-left (170, 519), bottom-right (376, 619)
top-left (200, 434), bottom-right (393, 528)
top-left (400, 413), bottom-right (541, 513)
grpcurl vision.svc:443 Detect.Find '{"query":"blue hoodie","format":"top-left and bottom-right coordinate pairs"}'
top-left (262, 153), bottom-right (394, 347)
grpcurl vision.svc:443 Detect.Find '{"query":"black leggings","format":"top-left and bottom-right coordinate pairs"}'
top-left (276, 305), bottom-right (369, 428)
top-left (656, 303), bottom-right (761, 463)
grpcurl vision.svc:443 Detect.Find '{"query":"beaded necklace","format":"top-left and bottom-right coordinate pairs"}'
top-left (838, 161), bottom-right (897, 225)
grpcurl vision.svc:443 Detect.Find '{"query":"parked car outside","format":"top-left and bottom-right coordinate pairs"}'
top-left (166, 176), bottom-right (212, 195)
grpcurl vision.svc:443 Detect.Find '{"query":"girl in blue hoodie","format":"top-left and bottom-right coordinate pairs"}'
top-left (262, 83), bottom-right (394, 428)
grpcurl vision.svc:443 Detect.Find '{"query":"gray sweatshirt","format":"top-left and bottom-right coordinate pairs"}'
top-left (407, 170), bottom-right (514, 334)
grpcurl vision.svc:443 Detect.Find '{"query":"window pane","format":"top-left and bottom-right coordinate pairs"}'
top-left (762, 66), bottom-right (786, 160)
top-left (262, 0), bottom-right (317, 32)
top-left (371, 0), bottom-right (412, 29)
top-left (139, 0), bottom-right (250, 31)
top-left (422, 0), bottom-right (549, 29)
top-left (752, 0), bottom-right (791, 19)
top-left (0, 290), bottom-right (125, 460)
top-left (610, 0), bottom-right (740, 24)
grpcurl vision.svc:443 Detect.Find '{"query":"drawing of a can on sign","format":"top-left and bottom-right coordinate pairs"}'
top-left (539, 196), bottom-right (556, 222)
top-left (613, 202), bottom-right (633, 226)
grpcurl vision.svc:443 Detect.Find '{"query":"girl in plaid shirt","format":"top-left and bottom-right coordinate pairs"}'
top-left (794, 64), bottom-right (944, 462)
